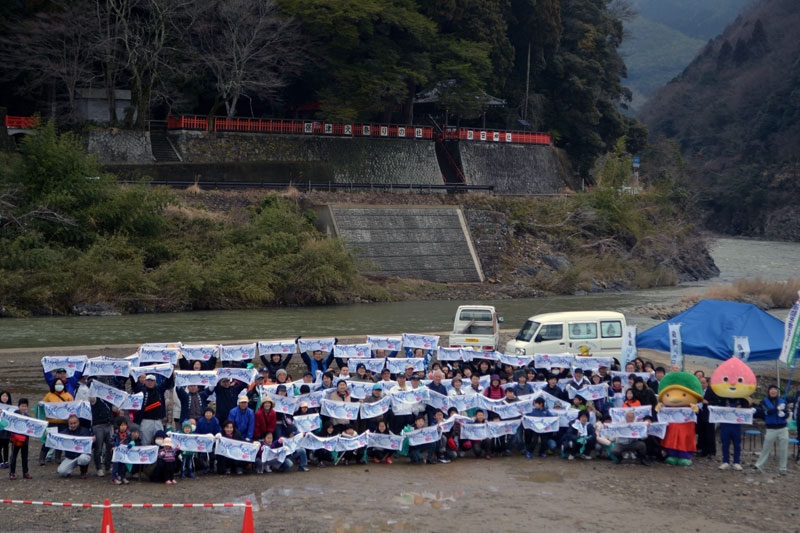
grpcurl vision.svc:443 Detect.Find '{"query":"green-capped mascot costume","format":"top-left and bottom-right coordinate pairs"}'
top-left (656, 372), bottom-right (704, 466)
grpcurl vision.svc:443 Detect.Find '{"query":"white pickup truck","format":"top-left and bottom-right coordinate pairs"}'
top-left (448, 305), bottom-right (503, 352)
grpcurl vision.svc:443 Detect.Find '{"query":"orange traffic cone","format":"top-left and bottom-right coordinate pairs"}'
top-left (101, 498), bottom-right (115, 533)
top-left (241, 499), bottom-right (255, 533)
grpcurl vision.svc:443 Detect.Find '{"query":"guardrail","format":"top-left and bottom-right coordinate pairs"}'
top-left (121, 180), bottom-right (494, 192)
top-left (166, 115), bottom-right (550, 145)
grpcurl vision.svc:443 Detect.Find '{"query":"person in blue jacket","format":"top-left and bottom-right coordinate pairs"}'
top-left (302, 348), bottom-right (335, 375)
top-left (227, 394), bottom-right (255, 441)
top-left (753, 384), bottom-right (789, 474)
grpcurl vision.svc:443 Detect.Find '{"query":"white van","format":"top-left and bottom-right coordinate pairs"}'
top-left (505, 311), bottom-right (626, 357)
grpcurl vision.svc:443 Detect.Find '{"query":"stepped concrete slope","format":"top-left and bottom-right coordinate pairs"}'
top-left (318, 205), bottom-right (484, 283)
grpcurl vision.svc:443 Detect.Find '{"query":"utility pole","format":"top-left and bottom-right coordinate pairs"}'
top-left (523, 41), bottom-right (531, 121)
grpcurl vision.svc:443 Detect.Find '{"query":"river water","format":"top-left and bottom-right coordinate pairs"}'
top-left (2, 237), bottom-right (798, 350)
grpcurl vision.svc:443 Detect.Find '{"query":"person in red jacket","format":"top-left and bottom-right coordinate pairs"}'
top-left (484, 374), bottom-right (505, 400)
top-left (254, 397), bottom-right (277, 441)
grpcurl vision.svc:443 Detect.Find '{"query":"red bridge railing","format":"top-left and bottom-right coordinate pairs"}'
top-left (167, 115), bottom-right (550, 145)
top-left (5, 115), bottom-right (40, 129)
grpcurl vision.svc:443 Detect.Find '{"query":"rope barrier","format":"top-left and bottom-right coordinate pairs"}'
top-left (1, 498), bottom-right (255, 533)
top-left (1, 499), bottom-right (246, 508)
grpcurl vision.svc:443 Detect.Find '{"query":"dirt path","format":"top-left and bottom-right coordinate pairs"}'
top-left (1, 441), bottom-right (792, 532)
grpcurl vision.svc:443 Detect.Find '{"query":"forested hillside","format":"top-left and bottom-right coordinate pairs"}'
top-left (639, 0), bottom-right (800, 238)
top-left (621, 0), bottom-right (751, 110)
top-left (0, 0), bottom-right (645, 177)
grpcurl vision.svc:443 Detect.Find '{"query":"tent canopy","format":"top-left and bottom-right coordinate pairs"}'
top-left (636, 299), bottom-right (784, 363)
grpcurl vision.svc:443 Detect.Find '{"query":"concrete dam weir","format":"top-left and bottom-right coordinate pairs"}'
top-left (317, 205), bottom-right (484, 283)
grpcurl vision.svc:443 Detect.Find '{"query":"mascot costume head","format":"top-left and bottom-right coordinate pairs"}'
top-left (657, 371), bottom-right (704, 466)
top-left (710, 357), bottom-right (756, 400)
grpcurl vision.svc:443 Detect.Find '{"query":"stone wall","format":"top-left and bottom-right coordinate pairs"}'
top-left (458, 142), bottom-right (576, 193)
top-left (320, 205), bottom-right (483, 283)
top-left (171, 131), bottom-right (441, 186)
top-left (87, 128), bottom-right (575, 194)
top-left (85, 130), bottom-right (152, 164)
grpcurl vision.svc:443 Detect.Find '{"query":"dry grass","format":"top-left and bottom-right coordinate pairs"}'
top-left (681, 278), bottom-right (800, 309)
top-left (163, 204), bottom-right (228, 223)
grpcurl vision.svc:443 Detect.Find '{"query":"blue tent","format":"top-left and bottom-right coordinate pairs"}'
top-left (636, 299), bottom-right (784, 362)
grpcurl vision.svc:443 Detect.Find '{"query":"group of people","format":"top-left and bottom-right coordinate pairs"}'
top-left (3, 342), bottom-right (793, 485)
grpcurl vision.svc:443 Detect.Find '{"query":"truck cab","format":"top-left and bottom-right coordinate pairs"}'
top-left (449, 305), bottom-right (503, 352)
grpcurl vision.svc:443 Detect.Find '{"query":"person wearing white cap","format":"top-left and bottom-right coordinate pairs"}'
top-left (227, 394), bottom-right (255, 441)
top-left (132, 370), bottom-right (175, 446)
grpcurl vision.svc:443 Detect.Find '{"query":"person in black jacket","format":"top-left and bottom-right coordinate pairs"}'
top-left (56, 415), bottom-right (95, 479)
top-left (132, 372), bottom-right (175, 446)
top-left (89, 395), bottom-right (117, 477)
top-left (632, 377), bottom-right (658, 408)
top-left (259, 352), bottom-right (293, 381)
top-left (696, 374), bottom-right (719, 457)
top-left (211, 377), bottom-right (248, 428)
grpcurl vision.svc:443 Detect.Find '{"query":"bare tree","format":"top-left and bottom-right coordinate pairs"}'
top-left (92, 0), bottom-right (129, 125)
top-left (108, 0), bottom-right (193, 128)
top-left (0, 1), bottom-right (98, 121)
top-left (188, 0), bottom-right (304, 118)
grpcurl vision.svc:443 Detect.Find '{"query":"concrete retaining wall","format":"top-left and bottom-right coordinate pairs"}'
top-left (459, 142), bottom-right (574, 193)
top-left (320, 205), bottom-right (483, 283)
top-left (171, 132), bottom-right (441, 186)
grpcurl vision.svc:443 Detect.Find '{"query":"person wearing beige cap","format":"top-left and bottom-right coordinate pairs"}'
top-left (157, 437), bottom-right (178, 484)
top-left (227, 394), bottom-right (255, 441)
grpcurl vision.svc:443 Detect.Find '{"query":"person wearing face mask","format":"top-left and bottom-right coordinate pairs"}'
top-left (39, 378), bottom-right (74, 466)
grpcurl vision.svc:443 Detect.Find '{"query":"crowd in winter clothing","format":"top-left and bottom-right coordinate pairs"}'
top-left (4, 342), bottom-right (791, 485)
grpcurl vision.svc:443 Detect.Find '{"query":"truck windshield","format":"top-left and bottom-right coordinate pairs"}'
top-left (515, 320), bottom-right (540, 342)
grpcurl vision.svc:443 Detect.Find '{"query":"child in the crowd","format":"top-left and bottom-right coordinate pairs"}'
top-left (594, 414), bottom-right (617, 462)
top-left (196, 407), bottom-right (221, 474)
top-left (407, 414), bottom-right (435, 465)
top-left (180, 420), bottom-right (195, 479)
top-left (368, 419), bottom-right (394, 464)
top-left (525, 396), bottom-right (554, 459)
top-left (259, 432), bottom-right (292, 473)
top-left (340, 424), bottom-right (366, 465)
top-left (8, 398), bottom-right (31, 480)
top-left (314, 421), bottom-right (338, 467)
top-left (110, 416), bottom-right (132, 484)
top-left (0, 390), bottom-right (12, 469)
top-left (561, 410), bottom-right (596, 460)
top-left (469, 410), bottom-right (492, 459)
top-left (431, 410), bottom-right (454, 463)
top-left (157, 437), bottom-right (178, 484)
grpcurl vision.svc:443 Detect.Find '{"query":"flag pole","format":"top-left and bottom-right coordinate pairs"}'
top-left (784, 347), bottom-right (799, 401)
